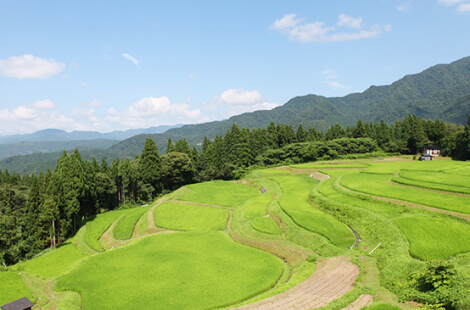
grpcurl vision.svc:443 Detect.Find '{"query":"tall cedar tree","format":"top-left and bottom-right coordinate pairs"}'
top-left (139, 138), bottom-right (161, 198)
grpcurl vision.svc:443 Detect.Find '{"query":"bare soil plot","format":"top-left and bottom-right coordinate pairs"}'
top-left (233, 256), bottom-right (359, 310)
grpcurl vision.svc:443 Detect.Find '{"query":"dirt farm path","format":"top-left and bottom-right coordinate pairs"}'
top-left (341, 294), bottom-right (373, 310)
top-left (232, 256), bottom-right (360, 310)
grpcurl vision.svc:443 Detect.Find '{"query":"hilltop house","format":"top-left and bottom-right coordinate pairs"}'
top-left (1, 297), bottom-right (33, 310)
top-left (423, 145), bottom-right (441, 157)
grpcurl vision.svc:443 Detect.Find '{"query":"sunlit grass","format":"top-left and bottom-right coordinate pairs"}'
top-left (14, 242), bottom-right (84, 278)
top-left (341, 173), bottom-right (470, 214)
top-left (84, 209), bottom-right (128, 251)
top-left (113, 206), bottom-right (151, 239)
top-left (271, 176), bottom-right (355, 248)
top-left (56, 231), bottom-right (284, 310)
top-left (243, 193), bottom-right (272, 219)
top-left (154, 202), bottom-right (229, 231)
top-left (395, 216), bottom-right (470, 260)
top-left (176, 180), bottom-right (259, 207)
top-left (0, 272), bottom-right (34, 305)
top-left (251, 217), bottom-right (282, 235)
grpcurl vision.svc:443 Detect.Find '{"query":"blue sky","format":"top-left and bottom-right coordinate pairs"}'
top-left (0, 0), bottom-right (469, 135)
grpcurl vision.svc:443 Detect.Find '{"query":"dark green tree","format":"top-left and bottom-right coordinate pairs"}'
top-left (139, 138), bottom-right (161, 198)
top-left (161, 152), bottom-right (194, 190)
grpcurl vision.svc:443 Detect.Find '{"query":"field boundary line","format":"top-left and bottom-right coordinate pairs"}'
top-left (336, 176), bottom-right (470, 221)
top-left (99, 215), bottom-right (124, 251)
top-left (387, 179), bottom-right (470, 197)
top-left (168, 199), bottom-right (233, 210)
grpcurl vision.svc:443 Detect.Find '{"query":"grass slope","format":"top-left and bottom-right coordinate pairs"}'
top-left (0, 272), bottom-right (34, 305)
top-left (154, 202), bottom-right (229, 231)
top-left (14, 243), bottom-right (85, 279)
top-left (176, 180), bottom-right (259, 207)
top-left (56, 231), bottom-right (283, 310)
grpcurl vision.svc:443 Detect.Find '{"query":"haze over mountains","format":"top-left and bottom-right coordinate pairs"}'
top-left (1, 56), bottom-right (470, 174)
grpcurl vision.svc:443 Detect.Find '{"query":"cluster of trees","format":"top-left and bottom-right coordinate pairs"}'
top-left (1, 114), bottom-right (469, 265)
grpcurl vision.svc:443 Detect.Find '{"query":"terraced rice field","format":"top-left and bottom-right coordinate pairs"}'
top-left (271, 176), bottom-right (355, 248)
top-left (56, 231), bottom-right (284, 310)
top-left (154, 202), bottom-right (229, 231)
top-left (7, 157), bottom-right (470, 309)
top-left (175, 180), bottom-right (260, 207)
top-left (13, 242), bottom-right (85, 278)
top-left (113, 205), bottom-right (151, 239)
top-left (250, 217), bottom-right (282, 235)
top-left (395, 216), bottom-right (470, 260)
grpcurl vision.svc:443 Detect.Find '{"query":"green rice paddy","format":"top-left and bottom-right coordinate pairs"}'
top-left (243, 193), bottom-right (272, 219)
top-left (14, 242), bottom-right (85, 278)
top-left (56, 231), bottom-right (283, 310)
top-left (341, 173), bottom-right (470, 214)
top-left (250, 217), bottom-right (282, 235)
top-left (176, 180), bottom-right (260, 207)
top-left (271, 176), bottom-right (355, 248)
top-left (113, 206), bottom-right (152, 239)
top-left (154, 202), bottom-right (229, 231)
top-left (395, 216), bottom-right (470, 260)
top-left (0, 272), bottom-right (34, 305)
top-left (84, 209), bottom-right (129, 251)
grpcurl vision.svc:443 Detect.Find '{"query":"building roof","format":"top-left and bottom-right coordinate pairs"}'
top-left (424, 145), bottom-right (441, 150)
top-left (1, 297), bottom-right (33, 310)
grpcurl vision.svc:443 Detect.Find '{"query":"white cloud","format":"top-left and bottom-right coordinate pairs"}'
top-left (270, 14), bottom-right (383, 43)
top-left (0, 100), bottom-right (84, 135)
top-left (271, 13), bottom-right (304, 30)
top-left (31, 99), bottom-right (55, 109)
top-left (384, 24), bottom-right (393, 32)
top-left (438, 0), bottom-right (470, 12)
top-left (322, 70), bottom-right (351, 90)
top-left (78, 81), bottom-right (89, 87)
top-left (203, 88), bottom-right (279, 119)
top-left (91, 100), bottom-right (103, 107)
top-left (0, 54), bottom-right (65, 79)
top-left (397, 1), bottom-right (411, 11)
top-left (220, 89), bottom-right (266, 105)
top-left (438, 0), bottom-right (465, 6)
top-left (457, 2), bottom-right (470, 11)
top-left (337, 14), bottom-right (363, 29)
top-left (122, 53), bottom-right (140, 67)
top-left (106, 96), bottom-right (202, 129)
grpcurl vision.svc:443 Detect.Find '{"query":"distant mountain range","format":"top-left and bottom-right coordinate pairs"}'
top-left (0, 125), bottom-right (182, 144)
top-left (1, 56), bottom-right (469, 174)
top-left (0, 125), bottom-right (182, 160)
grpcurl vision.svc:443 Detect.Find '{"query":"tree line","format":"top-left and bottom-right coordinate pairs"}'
top-left (1, 114), bottom-right (469, 265)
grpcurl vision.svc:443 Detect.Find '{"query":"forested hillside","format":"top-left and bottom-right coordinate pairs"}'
top-left (165, 56), bottom-right (470, 139)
